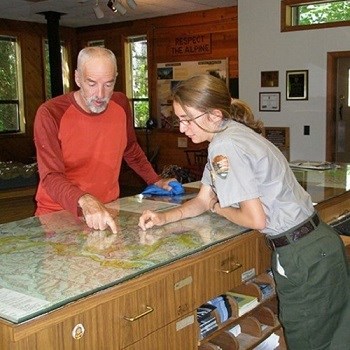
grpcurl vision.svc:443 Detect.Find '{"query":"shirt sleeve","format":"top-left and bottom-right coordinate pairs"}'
top-left (115, 93), bottom-right (161, 185)
top-left (208, 138), bottom-right (260, 208)
top-left (34, 102), bottom-right (86, 216)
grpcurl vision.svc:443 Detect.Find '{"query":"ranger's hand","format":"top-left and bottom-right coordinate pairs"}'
top-left (138, 210), bottom-right (166, 231)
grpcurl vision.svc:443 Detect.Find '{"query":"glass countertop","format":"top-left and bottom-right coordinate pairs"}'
top-left (1, 163), bottom-right (349, 324)
top-left (291, 163), bottom-right (350, 204)
top-left (0, 198), bottom-right (247, 324)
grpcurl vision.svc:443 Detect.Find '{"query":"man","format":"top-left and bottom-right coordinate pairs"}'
top-left (34, 46), bottom-right (171, 233)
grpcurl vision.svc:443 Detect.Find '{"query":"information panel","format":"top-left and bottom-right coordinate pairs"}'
top-left (156, 59), bottom-right (228, 128)
top-left (263, 126), bottom-right (290, 161)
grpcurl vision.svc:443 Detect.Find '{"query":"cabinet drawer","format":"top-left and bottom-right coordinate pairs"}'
top-left (316, 193), bottom-right (350, 223)
top-left (194, 232), bottom-right (257, 303)
top-left (7, 299), bottom-right (121, 350)
top-left (118, 264), bottom-right (196, 348)
top-left (124, 312), bottom-right (197, 350)
top-left (118, 277), bottom-right (175, 348)
top-left (171, 265), bottom-right (196, 318)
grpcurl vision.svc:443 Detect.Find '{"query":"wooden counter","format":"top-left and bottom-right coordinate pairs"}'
top-left (0, 186), bottom-right (36, 223)
top-left (0, 203), bottom-right (270, 350)
top-left (0, 229), bottom-right (269, 350)
top-left (1, 164), bottom-right (350, 349)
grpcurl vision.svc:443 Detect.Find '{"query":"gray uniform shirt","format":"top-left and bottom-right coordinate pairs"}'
top-left (202, 120), bottom-right (314, 236)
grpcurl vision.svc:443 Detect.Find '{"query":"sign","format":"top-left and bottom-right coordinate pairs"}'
top-left (263, 127), bottom-right (290, 161)
top-left (170, 34), bottom-right (211, 56)
top-left (156, 59), bottom-right (228, 128)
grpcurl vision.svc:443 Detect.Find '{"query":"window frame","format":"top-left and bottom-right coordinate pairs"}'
top-left (281, 0), bottom-right (350, 32)
top-left (124, 34), bottom-right (150, 129)
top-left (43, 39), bottom-right (71, 100)
top-left (0, 35), bottom-right (25, 135)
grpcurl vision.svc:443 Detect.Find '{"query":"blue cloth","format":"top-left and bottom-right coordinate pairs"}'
top-left (141, 180), bottom-right (184, 196)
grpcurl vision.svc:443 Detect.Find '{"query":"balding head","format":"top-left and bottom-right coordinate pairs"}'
top-left (77, 47), bottom-right (117, 76)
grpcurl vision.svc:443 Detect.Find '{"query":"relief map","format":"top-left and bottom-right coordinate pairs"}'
top-left (0, 197), bottom-right (246, 323)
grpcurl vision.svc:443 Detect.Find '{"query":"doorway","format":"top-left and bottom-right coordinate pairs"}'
top-left (327, 51), bottom-right (350, 162)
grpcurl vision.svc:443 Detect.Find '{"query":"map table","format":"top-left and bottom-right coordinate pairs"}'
top-left (0, 195), bottom-right (247, 324)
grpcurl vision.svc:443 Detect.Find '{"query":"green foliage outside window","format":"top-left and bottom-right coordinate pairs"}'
top-left (0, 36), bottom-right (20, 133)
top-left (297, 1), bottom-right (350, 25)
top-left (44, 42), bottom-right (52, 99)
top-left (44, 41), bottom-right (70, 100)
top-left (129, 37), bottom-right (149, 128)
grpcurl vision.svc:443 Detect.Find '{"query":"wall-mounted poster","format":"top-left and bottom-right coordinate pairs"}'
top-left (156, 59), bottom-right (228, 129)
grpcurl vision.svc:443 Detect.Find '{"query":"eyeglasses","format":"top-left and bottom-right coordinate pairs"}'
top-left (178, 112), bottom-right (206, 126)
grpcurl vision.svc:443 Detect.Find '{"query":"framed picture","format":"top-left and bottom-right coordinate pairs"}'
top-left (259, 92), bottom-right (281, 112)
top-left (286, 70), bottom-right (308, 100)
top-left (261, 71), bottom-right (279, 87)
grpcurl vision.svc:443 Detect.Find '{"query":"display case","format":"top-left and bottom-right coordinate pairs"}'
top-left (1, 164), bottom-right (350, 349)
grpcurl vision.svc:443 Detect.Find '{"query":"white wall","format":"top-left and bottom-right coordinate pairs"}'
top-left (238, 0), bottom-right (350, 161)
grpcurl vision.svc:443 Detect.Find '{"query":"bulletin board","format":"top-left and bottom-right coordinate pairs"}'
top-left (156, 59), bottom-right (228, 129)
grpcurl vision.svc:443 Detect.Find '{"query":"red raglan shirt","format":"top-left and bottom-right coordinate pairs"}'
top-left (34, 91), bottom-right (159, 217)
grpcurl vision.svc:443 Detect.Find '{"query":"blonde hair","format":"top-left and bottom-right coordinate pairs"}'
top-left (77, 47), bottom-right (117, 75)
top-left (172, 74), bottom-right (264, 134)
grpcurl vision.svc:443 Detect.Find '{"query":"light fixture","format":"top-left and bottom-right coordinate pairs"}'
top-left (107, 0), bottom-right (116, 12)
top-left (126, 0), bottom-right (137, 10)
top-left (93, 0), bottom-right (104, 19)
top-left (107, 0), bottom-right (127, 15)
top-left (114, 1), bottom-right (127, 15)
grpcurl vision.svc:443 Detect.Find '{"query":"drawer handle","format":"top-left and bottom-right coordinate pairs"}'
top-left (123, 305), bottom-right (154, 322)
top-left (219, 262), bottom-right (242, 274)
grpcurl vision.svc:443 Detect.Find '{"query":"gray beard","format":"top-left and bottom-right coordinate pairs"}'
top-left (80, 91), bottom-right (108, 114)
top-left (88, 103), bottom-right (107, 114)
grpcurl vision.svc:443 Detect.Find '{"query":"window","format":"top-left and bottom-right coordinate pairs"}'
top-left (87, 40), bottom-right (105, 47)
top-left (43, 40), bottom-right (70, 99)
top-left (282, 0), bottom-right (350, 31)
top-left (125, 35), bottom-right (149, 128)
top-left (0, 36), bottom-right (23, 134)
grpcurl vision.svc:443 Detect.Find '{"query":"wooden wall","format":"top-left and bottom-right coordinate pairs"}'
top-left (0, 6), bottom-right (237, 173)
top-left (0, 19), bottom-right (76, 163)
top-left (77, 6), bottom-right (237, 177)
top-left (76, 7), bottom-right (238, 119)
top-left (136, 129), bottom-right (208, 170)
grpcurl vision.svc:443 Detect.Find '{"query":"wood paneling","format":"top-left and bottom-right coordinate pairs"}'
top-left (0, 186), bottom-right (37, 223)
top-left (76, 6), bottom-right (238, 120)
top-left (135, 129), bottom-right (208, 171)
top-left (0, 19), bottom-right (76, 163)
top-left (77, 7), bottom-right (237, 186)
top-left (0, 6), bottom-right (237, 191)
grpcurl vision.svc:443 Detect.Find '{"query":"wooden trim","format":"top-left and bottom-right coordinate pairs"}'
top-left (341, 234), bottom-right (350, 247)
top-left (0, 186), bottom-right (36, 200)
top-left (283, 0), bottom-right (340, 6)
top-left (326, 51), bottom-right (350, 161)
top-left (326, 52), bottom-right (336, 161)
top-left (281, 0), bottom-right (350, 32)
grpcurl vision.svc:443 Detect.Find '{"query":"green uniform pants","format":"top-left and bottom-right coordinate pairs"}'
top-left (271, 220), bottom-right (350, 350)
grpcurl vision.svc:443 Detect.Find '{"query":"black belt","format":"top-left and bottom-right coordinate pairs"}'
top-left (267, 213), bottom-right (320, 250)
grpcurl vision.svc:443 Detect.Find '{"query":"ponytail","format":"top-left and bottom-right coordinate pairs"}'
top-left (229, 99), bottom-right (264, 134)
